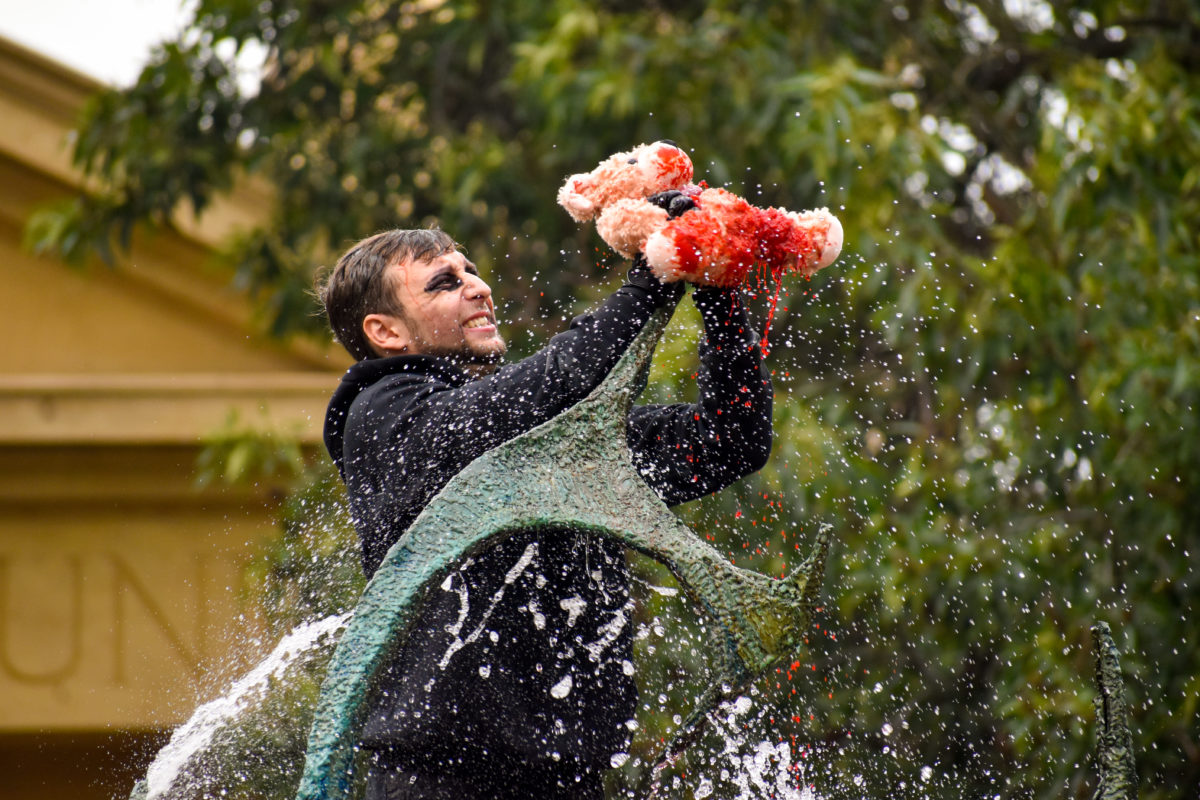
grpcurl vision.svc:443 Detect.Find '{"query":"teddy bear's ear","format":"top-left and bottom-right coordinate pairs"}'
top-left (641, 141), bottom-right (694, 189)
top-left (557, 174), bottom-right (597, 221)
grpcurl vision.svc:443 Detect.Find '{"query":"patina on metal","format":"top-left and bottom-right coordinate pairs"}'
top-left (295, 304), bottom-right (832, 800)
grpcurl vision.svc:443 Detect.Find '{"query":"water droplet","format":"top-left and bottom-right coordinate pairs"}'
top-left (549, 675), bottom-right (573, 699)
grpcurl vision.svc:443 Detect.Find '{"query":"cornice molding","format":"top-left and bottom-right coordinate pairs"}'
top-left (0, 373), bottom-right (337, 445)
top-left (0, 35), bottom-right (100, 123)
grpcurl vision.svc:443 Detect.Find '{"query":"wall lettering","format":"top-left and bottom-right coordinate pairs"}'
top-left (0, 555), bottom-right (83, 684)
top-left (110, 552), bottom-right (205, 684)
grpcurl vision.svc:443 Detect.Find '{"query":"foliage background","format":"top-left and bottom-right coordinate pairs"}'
top-left (29, 0), bottom-right (1200, 797)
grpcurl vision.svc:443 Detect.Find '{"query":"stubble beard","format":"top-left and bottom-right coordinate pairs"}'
top-left (433, 335), bottom-right (507, 376)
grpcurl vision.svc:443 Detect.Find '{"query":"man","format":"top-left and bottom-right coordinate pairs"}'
top-left (319, 206), bottom-right (772, 798)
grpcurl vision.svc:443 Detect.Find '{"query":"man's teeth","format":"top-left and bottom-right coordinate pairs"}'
top-left (463, 317), bottom-right (491, 329)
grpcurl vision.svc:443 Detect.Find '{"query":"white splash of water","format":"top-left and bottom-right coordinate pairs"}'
top-left (559, 594), bottom-right (587, 626)
top-left (583, 603), bottom-right (630, 662)
top-left (703, 695), bottom-right (821, 800)
top-left (437, 542), bottom-right (538, 670)
top-left (143, 612), bottom-right (350, 800)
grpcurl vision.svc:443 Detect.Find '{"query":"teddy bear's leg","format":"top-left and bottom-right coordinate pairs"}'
top-left (644, 208), bottom-right (755, 287)
top-left (787, 209), bottom-right (843, 272)
top-left (814, 213), bottom-right (843, 269)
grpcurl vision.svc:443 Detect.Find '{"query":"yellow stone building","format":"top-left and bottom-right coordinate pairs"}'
top-left (0, 36), bottom-right (350, 799)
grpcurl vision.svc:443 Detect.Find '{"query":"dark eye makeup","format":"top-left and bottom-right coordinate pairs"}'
top-left (425, 260), bottom-right (478, 292)
top-left (426, 271), bottom-right (459, 292)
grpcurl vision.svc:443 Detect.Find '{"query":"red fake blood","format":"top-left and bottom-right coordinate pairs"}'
top-left (659, 184), bottom-right (834, 351)
top-left (654, 145), bottom-right (694, 185)
top-left (750, 207), bottom-right (813, 355)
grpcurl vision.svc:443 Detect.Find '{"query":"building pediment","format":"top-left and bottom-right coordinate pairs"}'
top-left (0, 35), bottom-right (351, 446)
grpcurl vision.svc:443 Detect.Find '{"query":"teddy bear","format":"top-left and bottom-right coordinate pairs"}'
top-left (557, 141), bottom-right (843, 292)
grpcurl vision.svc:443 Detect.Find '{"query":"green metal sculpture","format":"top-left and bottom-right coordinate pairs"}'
top-left (121, 297), bottom-right (1142, 796)
top-left (125, 303), bottom-right (1141, 800)
top-left (295, 305), bottom-right (832, 800)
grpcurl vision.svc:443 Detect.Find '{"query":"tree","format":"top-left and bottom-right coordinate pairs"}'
top-left (30, 1), bottom-right (1200, 797)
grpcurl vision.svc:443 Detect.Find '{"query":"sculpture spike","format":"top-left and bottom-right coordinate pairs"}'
top-left (578, 303), bottom-right (674, 423)
top-left (796, 523), bottom-right (831, 603)
top-left (1090, 621), bottom-right (1137, 800)
top-left (643, 524), bottom-right (834, 797)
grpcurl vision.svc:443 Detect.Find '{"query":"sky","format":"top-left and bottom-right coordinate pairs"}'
top-left (0, 0), bottom-right (195, 85)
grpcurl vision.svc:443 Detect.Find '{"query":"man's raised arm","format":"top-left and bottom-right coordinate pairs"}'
top-left (348, 260), bottom-right (683, 480)
top-left (627, 287), bottom-right (773, 507)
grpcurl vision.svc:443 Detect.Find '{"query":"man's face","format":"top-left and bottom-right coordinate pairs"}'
top-left (384, 249), bottom-right (507, 367)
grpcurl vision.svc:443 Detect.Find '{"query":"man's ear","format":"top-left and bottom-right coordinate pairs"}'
top-left (362, 312), bottom-right (413, 356)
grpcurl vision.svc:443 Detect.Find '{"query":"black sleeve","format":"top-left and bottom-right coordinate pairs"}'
top-left (362, 264), bottom-right (684, 482)
top-left (626, 287), bottom-right (773, 507)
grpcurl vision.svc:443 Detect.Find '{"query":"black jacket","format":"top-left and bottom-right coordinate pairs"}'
top-left (324, 270), bottom-right (772, 774)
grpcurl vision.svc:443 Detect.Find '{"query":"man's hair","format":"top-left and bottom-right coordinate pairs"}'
top-left (316, 228), bottom-right (457, 360)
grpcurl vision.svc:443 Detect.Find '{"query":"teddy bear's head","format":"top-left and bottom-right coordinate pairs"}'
top-left (557, 141), bottom-right (694, 223)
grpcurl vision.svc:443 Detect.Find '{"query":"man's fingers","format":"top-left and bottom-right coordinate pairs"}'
top-left (647, 190), bottom-right (696, 219)
top-left (667, 195), bottom-right (696, 218)
top-left (647, 190), bottom-right (681, 209)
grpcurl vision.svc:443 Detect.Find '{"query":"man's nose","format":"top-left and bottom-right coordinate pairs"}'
top-left (464, 273), bottom-right (492, 300)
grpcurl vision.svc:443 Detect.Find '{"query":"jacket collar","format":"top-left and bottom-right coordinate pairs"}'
top-left (323, 354), bottom-right (470, 474)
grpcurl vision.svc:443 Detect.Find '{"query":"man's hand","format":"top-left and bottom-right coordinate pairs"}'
top-left (647, 189), bottom-right (697, 219)
top-left (629, 253), bottom-right (686, 306)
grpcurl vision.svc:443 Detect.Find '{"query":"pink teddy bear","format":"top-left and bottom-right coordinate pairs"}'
top-left (557, 141), bottom-right (843, 291)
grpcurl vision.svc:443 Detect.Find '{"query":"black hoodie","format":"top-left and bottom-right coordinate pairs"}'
top-left (323, 270), bottom-right (772, 775)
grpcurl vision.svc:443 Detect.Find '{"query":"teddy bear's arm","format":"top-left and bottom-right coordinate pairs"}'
top-left (596, 199), bottom-right (671, 260)
top-left (557, 174), bottom-right (598, 222)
